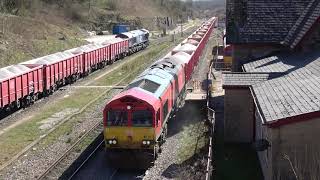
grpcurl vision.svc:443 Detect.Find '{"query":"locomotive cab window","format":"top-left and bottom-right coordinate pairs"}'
top-left (156, 110), bottom-right (160, 127)
top-left (132, 110), bottom-right (153, 127)
top-left (107, 110), bottom-right (128, 126)
top-left (163, 100), bottom-right (168, 120)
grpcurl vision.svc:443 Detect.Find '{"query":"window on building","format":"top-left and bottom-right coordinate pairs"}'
top-left (107, 110), bottom-right (128, 126)
top-left (132, 110), bottom-right (153, 127)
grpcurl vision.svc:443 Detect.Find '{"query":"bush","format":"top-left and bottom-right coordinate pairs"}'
top-left (105, 0), bottom-right (117, 10)
top-left (65, 3), bottom-right (85, 22)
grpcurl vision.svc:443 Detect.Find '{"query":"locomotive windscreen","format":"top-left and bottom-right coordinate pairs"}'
top-left (107, 110), bottom-right (128, 126)
top-left (132, 110), bottom-right (153, 127)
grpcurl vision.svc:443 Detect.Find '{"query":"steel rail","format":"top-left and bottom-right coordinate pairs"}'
top-left (37, 121), bottom-right (103, 180)
top-left (66, 139), bottom-right (105, 180)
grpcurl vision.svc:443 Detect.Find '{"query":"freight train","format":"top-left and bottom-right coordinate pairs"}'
top-left (102, 17), bottom-right (217, 164)
top-left (0, 29), bottom-right (149, 112)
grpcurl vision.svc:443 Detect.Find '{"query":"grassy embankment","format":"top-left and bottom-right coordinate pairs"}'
top-left (0, 14), bottom-right (86, 68)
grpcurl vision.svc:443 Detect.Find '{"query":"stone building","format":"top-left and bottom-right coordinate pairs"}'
top-left (226, 0), bottom-right (320, 71)
top-left (223, 0), bottom-right (320, 179)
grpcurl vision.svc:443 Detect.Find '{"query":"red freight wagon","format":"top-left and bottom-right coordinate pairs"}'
top-left (66, 43), bottom-right (110, 75)
top-left (0, 64), bottom-right (43, 110)
top-left (171, 52), bottom-right (192, 81)
top-left (172, 43), bottom-right (197, 74)
top-left (80, 44), bottom-right (107, 73)
top-left (80, 44), bottom-right (109, 72)
top-left (22, 51), bottom-right (83, 93)
top-left (106, 38), bottom-right (129, 61)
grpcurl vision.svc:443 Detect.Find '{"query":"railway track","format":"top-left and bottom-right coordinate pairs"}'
top-left (37, 121), bottom-right (104, 180)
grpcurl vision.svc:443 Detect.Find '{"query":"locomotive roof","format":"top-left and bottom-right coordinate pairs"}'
top-left (151, 56), bottom-right (184, 75)
top-left (108, 87), bottom-right (160, 110)
top-left (116, 29), bottom-right (148, 39)
top-left (127, 67), bottom-right (173, 99)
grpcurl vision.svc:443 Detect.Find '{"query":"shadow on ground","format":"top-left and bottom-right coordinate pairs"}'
top-left (212, 94), bottom-right (263, 180)
top-left (161, 145), bottom-right (208, 180)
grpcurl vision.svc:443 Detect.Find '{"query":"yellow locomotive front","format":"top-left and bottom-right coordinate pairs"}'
top-left (104, 109), bottom-right (155, 151)
top-left (103, 91), bottom-right (162, 167)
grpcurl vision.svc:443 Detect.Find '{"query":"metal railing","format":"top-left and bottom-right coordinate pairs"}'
top-left (205, 55), bottom-right (216, 180)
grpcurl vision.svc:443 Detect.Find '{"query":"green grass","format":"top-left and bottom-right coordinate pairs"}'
top-left (214, 142), bottom-right (263, 180)
top-left (32, 37), bottom-right (85, 56)
top-left (39, 89), bottom-right (113, 147)
top-left (0, 36), bottom-right (86, 68)
top-left (178, 121), bottom-right (207, 163)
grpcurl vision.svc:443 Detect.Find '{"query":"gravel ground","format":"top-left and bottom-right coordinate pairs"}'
top-left (143, 101), bottom-right (208, 180)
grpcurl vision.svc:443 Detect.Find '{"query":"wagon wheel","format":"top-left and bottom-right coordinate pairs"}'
top-left (51, 86), bottom-right (55, 94)
top-left (161, 126), bottom-right (168, 143)
top-left (26, 97), bottom-right (31, 106)
top-left (154, 145), bottom-right (159, 160)
top-left (164, 125), bottom-right (168, 140)
top-left (16, 99), bottom-right (21, 109)
top-left (22, 97), bottom-right (30, 108)
top-left (31, 94), bottom-right (37, 103)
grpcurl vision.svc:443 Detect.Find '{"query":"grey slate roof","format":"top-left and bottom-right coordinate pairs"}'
top-left (222, 72), bottom-right (279, 87)
top-left (226, 0), bottom-right (320, 47)
top-left (283, 0), bottom-right (320, 48)
top-left (243, 52), bottom-right (320, 123)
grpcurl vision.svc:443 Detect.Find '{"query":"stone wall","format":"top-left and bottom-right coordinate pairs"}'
top-left (255, 111), bottom-right (320, 180)
top-left (231, 44), bottom-right (284, 72)
top-left (272, 117), bottom-right (320, 179)
top-left (299, 19), bottom-right (320, 51)
top-left (255, 110), bottom-right (273, 180)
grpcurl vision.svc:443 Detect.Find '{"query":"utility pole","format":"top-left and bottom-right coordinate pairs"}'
top-left (180, 21), bottom-right (183, 37)
top-left (88, 0), bottom-right (91, 18)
